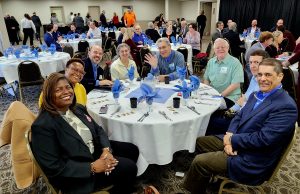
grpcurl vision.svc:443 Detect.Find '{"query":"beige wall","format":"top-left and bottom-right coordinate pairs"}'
top-left (180, 0), bottom-right (198, 21)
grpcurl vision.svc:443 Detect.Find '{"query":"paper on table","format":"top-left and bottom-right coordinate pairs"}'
top-left (126, 87), bottom-right (175, 103)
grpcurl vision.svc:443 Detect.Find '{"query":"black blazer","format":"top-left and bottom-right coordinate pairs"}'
top-left (31, 105), bottom-right (111, 194)
top-left (223, 30), bottom-right (243, 58)
top-left (81, 58), bottom-right (105, 93)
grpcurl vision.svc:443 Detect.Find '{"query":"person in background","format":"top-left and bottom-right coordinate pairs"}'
top-left (31, 12), bottom-right (42, 44)
top-left (222, 22), bottom-right (243, 59)
top-left (270, 18), bottom-right (284, 32)
top-left (74, 13), bottom-right (84, 33)
top-left (154, 13), bottom-right (165, 28)
top-left (32, 72), bottom-right (139, 194)
top-left (110, 43), bottom-right (140, 81)
top-left (222, 19), bottom-right (233, 34)
top-left (43, 24), bottom-right (62, 51)
top-left (6, 15), bottom-right (20, 45)
top-left (111, 12), bottom-right (120, 28)
top-left (67, 23), bottom-right (80, 38)
top-left (162, 25), bottom-right (176, 43)
top-left (184, 58), bottom-right (297, 194)
top-left (205, 50), bottom-right (269, 136)
top-left (85, 13), bottom-right (92, 30)
top-left (265, 30), bottom-right (286, 58)
top-left (20, 13), bottom-right (36, 46)
top-left (87, 21), bottom-right (101, 39)
top-left (145, 22), bottom-right (161, 43)
top-left (211, 21), bottom-right (224, 42)
top-left (67, 12), bottom-right (74, 25)
top-left (183, 23), bottom-right (201, 56)
top-left (100, 10), bottom-right (108, 27)
top-left (122, 28), bottom-right (140, 70)
top-left (52, 23), bottom-right (61, 42)
top-left (117, 27), bottom-right (126, 45)
top-left (132, 23), bottom-right (147, 45)
top-left (81, 45), bottom-right (113, 93)
top-left (144, 38), bottom-right (185, 82)
top-left (244, 19), bottom-right (261, 38)
top-left (196, 10), bottom-right (207, 40)
top-left (50, 13), bottom-right (59, 24)
top-left (124, 8), bottom-right (136, 27)
top-left (178, 20), bottom-right (189, 38)
top-left (277, 25), bottom-right (296, 52)
top-left (39, 58), bottom-right (87, 107)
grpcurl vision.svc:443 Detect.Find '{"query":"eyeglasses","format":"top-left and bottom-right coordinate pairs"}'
top-left (69, 67), bottom-right (86, 75)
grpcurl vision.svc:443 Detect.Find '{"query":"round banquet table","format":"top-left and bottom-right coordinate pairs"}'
top-left (0, 52), bottom-right (70, 83)
top-left (60, 38), bottom-right (102, 52)
top-left (86, 79), bottom-right (221, 175)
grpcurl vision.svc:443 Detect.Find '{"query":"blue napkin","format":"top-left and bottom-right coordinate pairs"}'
top-left (140, 83), bottom-right (158, 104)
top-left (178, 37), bottom-right (183, 45)
top-left (90, 33), bottom-right (94, 39)
top-left (190, 75), bottom-right (200, 91)
top-left (100, 26), bottom-right (104, 31)
top-left (21, 45), bottom-right (29, 50)
top-left (70, 34), bottom-right (75, 40)
top-left (81, 33), bottom-right (86, 39)
top-left (159, 28), bottom-right (164, 35)
top-left (176, 66), bottom-right (186, 81)
top-left (111, 79), bottom-right (123, 99)
top-left (145, 73), bottom-right (154, 81)
top-left (255, 31), bottom-right (260, 38)
top-left (40, 44), bottom-right (47, 52)
top-left (49, 44), bottom-right (56, 55)
top-left (128, 65), bottom-right (135, 81)
top-left (174, 80), bottom-right (192, 99)
top-left (171, 36), bottom-right (176, 45)
top-left (14, 49), bottom-right (21, 59)
top-left (242, 32), bottom-right (247, 38)
top-left (32, 48), bottom-right (39, 58)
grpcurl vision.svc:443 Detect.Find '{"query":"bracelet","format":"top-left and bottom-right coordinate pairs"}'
top-left (90, 162), bottom-right (96, 175)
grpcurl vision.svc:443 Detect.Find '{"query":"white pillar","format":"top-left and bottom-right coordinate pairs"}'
top-left (165, 0), bottom-right (169, 20)
top-left (0, 2), bottom-right (10, 51)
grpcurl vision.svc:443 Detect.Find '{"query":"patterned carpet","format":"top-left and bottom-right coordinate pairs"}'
top-left (0, 86), bottom-right (300, 194)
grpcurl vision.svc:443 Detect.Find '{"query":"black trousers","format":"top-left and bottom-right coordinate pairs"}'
top-left (23, 28), bottom-right (34, 46)
top-left (94, 140), bottom-right (139, 194)
top-left (198, 24), bottom-right (206, 40)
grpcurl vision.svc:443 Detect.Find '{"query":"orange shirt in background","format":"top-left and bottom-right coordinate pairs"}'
top-left (124, 11), bottom-right (136, 27)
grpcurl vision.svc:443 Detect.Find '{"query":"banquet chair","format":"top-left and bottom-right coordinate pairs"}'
top-left (78, 40), bottom-right (90, 53)
top-left (104, 37), bottom-right (113, 52)
top-left (17, 61), bottom-right (44, 102)
top-left (25, 129), bottom-right (112, 194)
top-left (214, 126), bottom-right (298, 194)
top-left (139, 47), bottom-right (151, 78)
top-left (0, 77), bottom-right (17, 100)
top-left (192, 41), bottom-right (212, 73)
top-left (73, 53), bottom-right (84, 60)
top-left (108, 31), bottom-right (116, 41)
top-left (282, 67), bottom-right (297, 102)
top-left (0, 51), bottom-right (3, 57)
top-left (62, 45), bottom-right (74, 58)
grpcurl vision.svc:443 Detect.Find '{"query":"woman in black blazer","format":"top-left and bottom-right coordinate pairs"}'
top-left (31, 73), bottom-right (138, 194)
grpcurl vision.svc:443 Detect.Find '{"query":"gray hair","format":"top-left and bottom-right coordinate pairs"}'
top-left (112, 43), bottom-right (132, 61)
top-left (148, 22), bottom-right (154, 29)
top-left (213, 38), bottom-right (230, 49)
top-left (156, 37), bottom-right (171, 46)
top-left (229, 22), bottom-right (237, 31)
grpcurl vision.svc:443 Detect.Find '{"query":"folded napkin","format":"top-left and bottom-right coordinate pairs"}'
top-left (190, 75), bottom-right (200, 91)
top-left (145, 73), bottom-right (154, 81)
top-left (31, 48), bottom-right (39, 58)
top-left (49, 45), bottom-right (56, 55)
top-left (14, 49), bottom-right (21, 59)
top-left (81, 33), bottom-right (87, 39)
top-left (111, 79), bottom-right (123, 99)
top-left (128, 65), bottom-right (135, 81)
top-left (70, 34), bottom-right (75, 40)
top-left (148, 39), bottom-right (154, 46)
top-left (242, 32), bottom-right (247, 38)
top-left (90, 33), bottom-right (94, 39)
top-left (21, 45), bottom-right (29, 50)
top-left (140, 83), bottom-right (158, 104)
top-left (176, 66), bottom-right (186, 81)
top-left (40, 44), bottom-right (47, 52)
top-left (174, 80), bottom-right (192, 99)
top-left (178, 37), bottom-right (183, 45)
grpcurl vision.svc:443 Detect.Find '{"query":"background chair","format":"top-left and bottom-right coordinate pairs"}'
top-left (139, 47), bottom-right (151, 78)
top-left (192, 41), bottom-right (212, 74)
top-left (282, 67), bottom-right (297, 102)
top-left (17, 61), bottom-right (44, 102)
top-left (108, 31), bottom-right (116, 42)
top-left (176, 47), bottom-right (189, 76)
top-left (104, 37), bottom-right (112, 52)
top-left (215, 126), bottom-right (298, 194)
top-left (78, 40), bottom-right (90, 53)
top-left (62, 45), bottom-right (74, 58)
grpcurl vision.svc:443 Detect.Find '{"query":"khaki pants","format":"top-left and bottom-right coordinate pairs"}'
top-left (184, 136), bottom-right (228, 194)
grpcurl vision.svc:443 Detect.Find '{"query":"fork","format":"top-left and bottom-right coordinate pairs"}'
top-left (137, 112), bottom-right (149, 122)
top-left (158, 111), bottom-right (173, 121)
top-left (187, 106), bottom-right (201, 115)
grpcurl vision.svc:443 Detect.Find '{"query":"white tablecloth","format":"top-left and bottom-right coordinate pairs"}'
top-left (60, 38), bottom-right (102, 52)
top-left (290, 63), bottom-right (298, 84)
top-left (86, 80), bottom-right (221, 175)
top-left (0, 52), bottom-right (70, 83)
top-left (240, 36), bottom-right (257, 50)
top-left (149, 43), bottom-right (193, 74)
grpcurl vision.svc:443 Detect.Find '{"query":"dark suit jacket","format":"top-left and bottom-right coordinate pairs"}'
top-left (223, 30), bottom-right (243, 58)
top-left (221, 89), bottom-right (297, 185)
top-left (145, 28), bottom-right (161, 43)
top-left (81, 58), bottom-right (106, 93)
top-left (31, 105), bottom-right (111, 194)
top-left (43, 32), bottom-right (62, 51)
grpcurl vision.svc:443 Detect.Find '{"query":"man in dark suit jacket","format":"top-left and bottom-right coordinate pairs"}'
top-left (43, 24), bottom-right (62, 51)
top-left (81, 45), bottom-right (113, 93)
top-left (223, 22), bottom-right (244, 58)
top-left (183, 58), bottom-right (298, 194)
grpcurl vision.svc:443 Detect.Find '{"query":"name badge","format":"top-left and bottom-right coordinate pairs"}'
top-left (220, 67), bottom-right (228, 74)
top-left (169, 63), bottom-right (175, 71)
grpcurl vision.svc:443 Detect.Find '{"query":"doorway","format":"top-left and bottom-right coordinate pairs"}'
top-left (201, 2), bottom-right (212, 36)
top-left (50, 6), bottom-right (65, 24)
top-left (88, 6), bottom-right (100, 22)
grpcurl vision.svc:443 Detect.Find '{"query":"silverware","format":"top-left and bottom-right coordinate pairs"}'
top-left (110, 106), bottom-right (121, 117)
top-left (158, 111), bottom-right (173, 121)
top-left (194, 100), bottom-right (216, 106)
top-left (137, 112), bottom-right (149, 122)
top-left (187, 106), bottom-right (201, 115)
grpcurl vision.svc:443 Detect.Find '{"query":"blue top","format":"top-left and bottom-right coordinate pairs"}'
top-left (132, 32), bottom-right (147, 45)
top-left (52, 31), bottom-right (61, 41)
top-left (231, 76), bottom-right (259, 112)
top-left (150, 50), bottom-right (185, 80)
top-left (92, 63), bottom-right (100, 86)
top-left (43, 32), bottom-right (62, 51)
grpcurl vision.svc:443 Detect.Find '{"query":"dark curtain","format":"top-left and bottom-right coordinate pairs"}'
top-left (219, 0), bottom-right (300, 38)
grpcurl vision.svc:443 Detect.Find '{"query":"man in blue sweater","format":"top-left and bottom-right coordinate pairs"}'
top-left (144, 37), bottom-right (185, 82)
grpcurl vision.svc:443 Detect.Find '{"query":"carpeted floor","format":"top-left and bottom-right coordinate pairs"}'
top-left (1, 86), bottom-right (300, 194)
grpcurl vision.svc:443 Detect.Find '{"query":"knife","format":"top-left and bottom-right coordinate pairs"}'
top-left (187, 106), bottom-right (201, 115)
top-left (110, 105), bottom-right (121, 117)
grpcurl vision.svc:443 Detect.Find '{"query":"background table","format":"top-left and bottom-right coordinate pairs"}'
top-left (86, 80), bottom-right (221, 175)
top-left (0, 52), bottom-right (70, 83)
top-left (60, 38), bottom-right (102, 52)
top-left (149, 43), bottom-right (193, 74)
